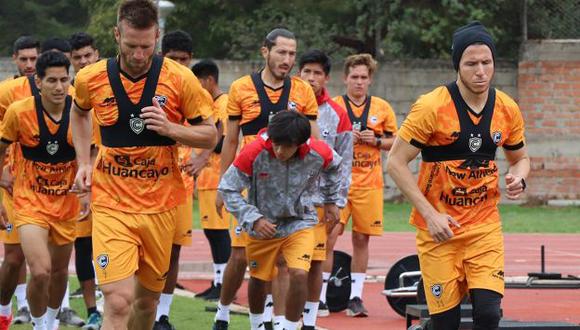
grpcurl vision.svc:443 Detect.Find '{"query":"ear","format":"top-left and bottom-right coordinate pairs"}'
top-left (12, 54), bottom-right (16, 61)
top-left (260, 46), bottom-right (268, 60)
top-left (95, 49), bottom-right (100, 59)
top-left (34, 75), bottom-right (42, 91)
top-left (114, 26), bottom-right (120, 44)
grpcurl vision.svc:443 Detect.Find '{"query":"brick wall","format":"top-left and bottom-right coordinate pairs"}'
top-left (518, 40), bottom-right (580, 200)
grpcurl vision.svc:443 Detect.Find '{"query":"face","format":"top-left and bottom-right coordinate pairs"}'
top-left (458, 44), bottom-right (494, 95)
top-left (164, 50), bottom-right (192, 68)
top-left (272, 142), bottom-right (299, 162)
top-left (196, 76), bottom-right (214, 93)
top-left (71, 46), bottom-right (99, 72)
top-left (13, 48), bottom-right (38, 76)
top-left (344, 64), bottom-right (372, 99)
top-left (262, 37), bottom-right (297, 81)
top-left (115, 21), bottom-right (159, 75)
top-left (36, 67), bottom-right (70, 105)
top-left (299, 63), bottom-right (328, 96)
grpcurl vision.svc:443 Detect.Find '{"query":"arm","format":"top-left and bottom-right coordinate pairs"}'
top-left (0, 142), bottom-right (9, 229)
top-left (187, 120), bottom-right (225, 177)
top-left (218, 165), bottom-right (263, 232)
top-left (310, 120), bottom-right (321, 139)
top-left (71, 104), bottom-right (93, 192)
top-left (320, 150), bottom-right (343, 229)
top-left (334, 130), bottom-right (353, 208)
top-left (219, 119), bottom-right (241, 176)
top-left (503, 146), bottom-right (530, 200)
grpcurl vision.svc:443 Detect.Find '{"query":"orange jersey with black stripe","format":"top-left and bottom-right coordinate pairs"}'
top-left (74, 57), bottom-right (213, 213)
top-left (332, 95), bottom-right (397, 189)
top-left (227, 74), bottom-right (318, 147)
top-left (398, 83), bottom-right (526, 230)
top-left (0, 96), bottom-right (79, 221)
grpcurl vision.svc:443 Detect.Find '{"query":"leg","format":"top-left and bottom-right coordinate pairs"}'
top-left (19, 225), bottom-right (51, 318)
top-left (430, 303), bottom-right (461, 330)
top-left (285, 268), bottom-right (308, 322)
top-left (74, 237), bottom-right (98, 314)
top-left (248, 277), bottom-right (267, 330)
top-left (100, 277), bottom-right (135, 329)
top-left (350, 231), bottom-right (369, 301)
top-left (470, 289), bottom-right (502, 329)
top-left (319, 223), bottom-right (342, 311)
top-left (47, 242), bottom-right (73, 309)
top-left (203, 229), bottom-right (231, 300)
top-left (128, 281), bottom-right (161, 330)
top-left (0, 244), bottom-right (25, 305)
top-left (272, 256), bottom-right (289, 317)
top-left (155, 244), bottom-right (181, 323)
top-left (218, 247), bottom-right (247, 306)
top-left (307, 260), bottom-right (323, 302)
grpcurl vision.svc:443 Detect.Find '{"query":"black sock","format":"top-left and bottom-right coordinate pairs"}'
top-left (87, 307), bottom-right (98, 316)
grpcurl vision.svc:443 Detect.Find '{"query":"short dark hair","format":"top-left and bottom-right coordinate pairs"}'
top-left (69, 32), bottom-right (96, 51)
top-left (161, 30), bottom-right (193, 55)
top-left (117, 0), bottom-right (158, 29)
top-left (192, 59), bottom-right (219, 83)
top-left (13, 36), bottom-right (39, 55)
top-left (41, 38), bottom-right (72, 53)
top-left (263, 28), bottom-right (295, 50)
top-left (36, 51), bottom-right (70, 79)
top-left (268, 111), bottom-right (311, 146)
top-left (299, 50), bottom-right (331, 75)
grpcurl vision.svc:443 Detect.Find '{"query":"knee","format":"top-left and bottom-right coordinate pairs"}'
top-left (170, 245), bottom-right (181, 265)
top-left (103, 289), bottom-right (133, 316)
top-left (230, 248), bottom-right (247, 266)
top-left (288, 269), bottom-right (308, 284)
top-left (2, 253), bottom-right (24, 271)
top-left (352, 233), bottom-right (369, 247)
top-left (473, 303), bottom-right (501, 328)
top-left (29, 263), bottom-right (51, 283)
top-left (133, 294), bottom-right (159, 315)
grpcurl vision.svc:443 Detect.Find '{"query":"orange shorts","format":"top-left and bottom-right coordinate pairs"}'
top-left (246, 228), bottom-right (315, 281)
top-left (76, 212), bottom-right (92, 238)
top-left (14, 213), bottom-right (76, 246)
top-left (312, 207), bottom-right (328, 261)
top-left (92, 204), bottom-right (176, 292)
top-left (417, 222), bottom-right (504, 314)
top-left (198, 190), bottom-right (230, 230)
top-left (230, 217), bottom-right (249, 248)
top-left (174, 195), bottom-right (193, 246)
top-left (0, 190), bottom-right (19, 245)
top-left (340, 188), bottom-right (383, 236)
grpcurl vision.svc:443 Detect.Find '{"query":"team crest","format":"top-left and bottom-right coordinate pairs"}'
top-left (468, 133), bottom-right (482, 152)
top-left (431, 283), bottom-right (442, 299)
top-left (235, 225), bottom-right (243, 236)
top-left (287, 101), bottom-right (297, 111)
top-left (46, 141), bottom-right (59, 155)
top-left (153, 95), bottom-right (167, 108)
top-left (129, 114), bottom-right (145, 135)
top-left (96, 254), bottom-right (109, 269)
top-left (370, 116), bottom-right (378, 124)
top-left (492, 131), bottom-right (502, 145)
top-left (322, 129), bottom-right (330, 137)
top-left (5, 223), bottom-right (12, 233)
top-left (352, 121), bottom-right (362, 132)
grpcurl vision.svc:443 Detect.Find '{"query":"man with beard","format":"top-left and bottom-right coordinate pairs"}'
top-left (387, 22), bottom-right (530, 329)
top-left (212, 28), bottom-right (319, 330)
top-left (5, 36), bottom-right (40, 80)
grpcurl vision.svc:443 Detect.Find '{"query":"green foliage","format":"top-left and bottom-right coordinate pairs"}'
top-left (79, 0), bottom-right (119, 57)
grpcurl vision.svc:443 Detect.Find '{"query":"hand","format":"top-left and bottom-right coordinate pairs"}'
top-left (0, 166), bottom-right (14, 196)
top-left (352, 130), bottom-right (362, 144)
top-left (252, 218), bottom-right (277, 239)
top-left (71, 163), bottom-right (92, 193)
top-left (215, 192), bottom-right (224, 218)
top-left (425, 212), bottom-right (460, 243)
top-left (323, 203), bottom-right (340, 232)
top-left (185, 153), bottom-right (209, 177)
top-left (0, 204), bottom-right (8, 230)
top-left (140, 97), bottom-right (174, 137)
top-left (77, 193), bottom-right (91, 221)
top-left (505, 173), bottom-right (525, 200)
top-left (360, 129), bottom-right (377, 145)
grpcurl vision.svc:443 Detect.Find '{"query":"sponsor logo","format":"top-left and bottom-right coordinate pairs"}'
top-left (315, 243), bottom-right (326, 249)
top-left (258, 172), bottom-right (269, 179)
top-left (451, 131), bottom-right (460, 138)
top-left (440, 191), bottom-right (488, 207)
top-left (129, 114), bottom-right (145, 135)
top-left (288, 101), bottom-right (297, 111)
top-left (249, 260), bottom-right (258, 269)
top-left (99, 96), bottom-right (116, 108)
top-left (96, 254), bottom-right (109, 269)
top-left (431, 283), bottom-right (442, 298)
top-left (469, 133), bottom-right (482, 152)
top-left (491, 269), bottom-right (505, 280)
top-left (298, 254), bottom-right (311, 262)
top-left (46, 141), bottom-right (59, 155)
top-left (154, 95), bottom-right (168, 107)
top-left (492, 131), bottom-right (502, 145)
top-left (371, 220), bottom-right (382, 227)
top-left (114, 155), bottom-right (133, 167)
top-left (97, 159), bottom-right (170, 179)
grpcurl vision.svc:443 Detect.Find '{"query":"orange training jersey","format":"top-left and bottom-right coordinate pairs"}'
top-left (398, 84), bottom-right (525, 230)
top-left (227, 74), bottom-right (318, 147)
top-left (196, 93), bottom-right (228, 190)
top-left (74, 57), bottom-right (213, 213)
top-left (333, 95), bottom-right (397, 189)
top-left (0, 96), bottom-right (79, 222)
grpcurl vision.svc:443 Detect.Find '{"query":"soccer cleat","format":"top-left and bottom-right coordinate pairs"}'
top-left (82, 312), bottom-right (102, 330)
top-left (70, 287), bottom-right (84, 299)
top-left (317, 301), bottom-right (329, 317)
top-left (58, 307), bottom-right (86, 326)
top-left (301, 326), bottom-right (315, 330)
top-left (212, 320), bottom-right (229, 330)
top-left (12, 306), bottom-right (31, 324)
top-left (153, 315), bottom-right (175, 330)
top-left (196, 282), bottom-right (216, 298)
top-left (346, 297), bottom-right (368, 317)
top-left (0, 314), bottom-right (13, 330)
top-left (202, 283), bottom-right (222, 301)
top-left (263, 321), bottom-right (273, 330)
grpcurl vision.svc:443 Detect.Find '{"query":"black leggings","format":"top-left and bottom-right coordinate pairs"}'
top-left (203, 229), bottom-right (231, 264)
top-left (74, 236), bottom-right (95, 282)
top-left (430, 289), bottom-right (502, 330)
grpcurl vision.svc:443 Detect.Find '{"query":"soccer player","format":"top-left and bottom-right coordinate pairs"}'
top-left (69, 31), bottom-right (103, 329)
top-left (212, 28), bottom-right (319, 330)
top-left (329, 53), bottom-right (397, 317)
top-left (8, 36), bottom-right (40, 79)
top-left (70, 1), bottom-right (216, 329)
top-left (190, 59), bottom-right (231, 301)
top-left (40, 38), bottom-right (72, 60)
top-left (218, 111), bottom-right (341, 330)
top-left (298, 50), bottom-right (353, 327)
top-left (152, 30), bottom-right (198, 330)
top-left (387, 22), bottom-right (530, 330)
top-left (0, 50), bottom-right (80, 330)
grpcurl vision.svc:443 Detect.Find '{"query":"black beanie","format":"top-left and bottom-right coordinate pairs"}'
top-left (451, 21), bottom-right (496, 71)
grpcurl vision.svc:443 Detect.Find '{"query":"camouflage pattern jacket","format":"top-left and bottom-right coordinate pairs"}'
top-left (315, 88), bottom-right (353, 208)
top-left (218, 131), bottom-right (342, 238)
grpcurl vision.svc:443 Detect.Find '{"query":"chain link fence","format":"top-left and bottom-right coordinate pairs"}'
top-left (524, 0), bottom-right (580, 39)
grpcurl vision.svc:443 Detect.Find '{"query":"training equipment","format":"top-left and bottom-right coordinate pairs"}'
top-left (325, 250), bottom-right (352, 312)
top-left (382, 254), bottom-right (422, 317)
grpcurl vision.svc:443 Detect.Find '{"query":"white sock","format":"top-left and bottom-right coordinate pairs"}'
top-left (0, 304), bottom-right (11, 317)
top-left (249, 312), bottom-right (264, 330)
top-left (15, 283), bottom-right (28, 310)
top-left (45, 307), bottom-right (59, 330)
top-left (349, 273), bottom-right (365, 299)
top-left (273, 315), bottom-right (285, 330)
top-left (61, 283), bottom-right (70, 309)
top-left (302, 301), bottom-right (319, 326)
top-left (31, 313), bottom-right (47, 330)
top-left (156, 293), bottom-right (173, 321)
top-left (215, 302), bottom-right (230, 323)
top-left (320, 272), bottom-right (330, 303)
top-left (263, 294), bottom-right (273, 322)
top-left (282, 318), bottom-right (299, 330)
top-left (214, 263), bottom-right (226, 285)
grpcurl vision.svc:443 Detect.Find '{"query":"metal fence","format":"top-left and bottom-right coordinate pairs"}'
top-left (523, 0), bottom-right (580, 39)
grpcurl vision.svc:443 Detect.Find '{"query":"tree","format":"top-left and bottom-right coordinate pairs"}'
top-left (79, 0), bottom-right (118, 57)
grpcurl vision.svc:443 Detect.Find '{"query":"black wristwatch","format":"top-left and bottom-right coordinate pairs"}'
top-left (375, 138), bottom-right (382, 148)
top-left (521, 178), bottom-right (527, 191)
